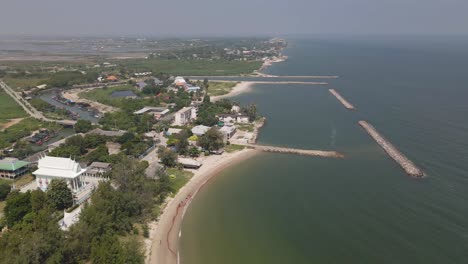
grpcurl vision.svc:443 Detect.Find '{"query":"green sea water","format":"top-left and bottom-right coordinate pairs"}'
top-left (180, 37), bottom-right (468, 263)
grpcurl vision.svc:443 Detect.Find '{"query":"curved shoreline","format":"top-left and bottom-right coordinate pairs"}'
top-left (210, 81), bottom-right (254, 102)
top-left (146, 149), bottom-right (260, 264)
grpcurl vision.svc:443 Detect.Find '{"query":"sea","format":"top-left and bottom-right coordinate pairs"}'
top-left (180, 36), bottom-right (468, 264)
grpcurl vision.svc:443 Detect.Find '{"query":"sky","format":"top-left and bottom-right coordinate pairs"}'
top-left (1, 0), bottom-right (468, 36)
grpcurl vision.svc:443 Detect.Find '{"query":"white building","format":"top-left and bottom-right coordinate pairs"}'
top-left (220, 126), bottom-right (237, 141)
top-left (217, 114), bottom-right (250, 124)
top-left (191, 125), bottom-right (211, 136)
top-left (33, 156), bottom-right (86, 192)
top-left (174, 107), bottom-right (197, 126)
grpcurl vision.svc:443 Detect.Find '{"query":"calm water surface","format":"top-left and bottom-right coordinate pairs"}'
top-left (180, 37), bottom-right (468, 263)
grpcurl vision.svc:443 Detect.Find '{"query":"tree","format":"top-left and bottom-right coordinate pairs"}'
top-left (0, 182), bottom-right (11, 201)
top-left (203, 95), bottom-right (211, 103)
top-left (74, 120), bottom-right (93, 133)
top-left (91, 234), bottom-right (125, 264)
top-left (30, 189), bottom-right (48, 213)
top-left (203, 78), bottom-right (209, 91)
top-left (4, 190), bottom-right (32, 227)
top-left (175, 130), bottom-right (190, 155)
top-left (47, 180), bottom-right (73, 211)
top-left (198, 127), bottom-right (225, 151)
top-left (243, 103), bottom-right (258, 122)
top-left (188, 146), bottom-right (201, 157)
top-left (158, 147), bottom-right (178, 167)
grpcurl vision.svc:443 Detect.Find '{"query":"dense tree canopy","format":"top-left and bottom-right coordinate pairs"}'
top-left (74, 119), bottom-right (93, 133)
top-left (0, 182), bottom-right (11, 201)
top-left (158, 147), bottom-right (178, 167)
top-left (198, 127), bottom-right (225, 151)
top-left (47, 180), bottom-right (73, 211)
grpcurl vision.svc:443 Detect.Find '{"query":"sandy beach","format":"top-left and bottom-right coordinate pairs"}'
top-left (146, 148), bottom-right (259, 264)
top-left (211, 81), bottom-right (254, 101)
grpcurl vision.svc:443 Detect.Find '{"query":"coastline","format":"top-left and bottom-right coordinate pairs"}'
top-left (210, 81), bottom-right (254, 101)
top-left (146, 148), bottom-right (260, 264)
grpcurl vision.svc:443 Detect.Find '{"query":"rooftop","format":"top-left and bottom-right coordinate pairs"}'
top-left (89, 162), bottom-right (111, 169)
top-left (33, 156), bottom-right (85, 179)
top-left (0, 158), bottom-right (29, 171)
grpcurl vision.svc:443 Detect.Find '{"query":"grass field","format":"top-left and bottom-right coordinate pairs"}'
top-left (3, 76), bottom-right (50, 91)
top-left (0, 118), bottom-right (60, 149)
top-left (79, 85), bottom-right (136, 107)
top-left (235, 123), bottom-right (255, 132)
top-left (118, 59), bottom-right (262, 76)
top-left (207, 81), bottom-right (238, 96)
top-left (166, 168), bottom-right (194, 196)
top-left (225, 144), bottom-right (246, 153)
top-left (0, 91), bottom-right (27, 127)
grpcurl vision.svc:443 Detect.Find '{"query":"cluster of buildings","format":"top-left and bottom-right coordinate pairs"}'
top-left (31, 156), bottom-right (111, 193)
top-left (173, 76), bottom-right (201, 93)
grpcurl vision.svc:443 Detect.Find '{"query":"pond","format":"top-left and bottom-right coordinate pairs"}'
top-left (110, 90), bottom-right (138, 98)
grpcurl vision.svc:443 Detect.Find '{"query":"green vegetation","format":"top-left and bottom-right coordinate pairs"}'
top-left (158, 147), bottom-right (178, 167)
top-left (0, 183), bottom-right (11, 201)
top-left (0, 201), bottom-right (5, 218)
top-left (0, 157), bottom-right (173, 263)
top-left (0, 118), bottom-right (61, 149)
top-left (235, 122), bottom-right (255, 132)
top-left (0, 91), bottom-right (27, 125)
top-left (47, 180), bottom-right (73, 211)
top-left (118, 59), bottom-right (262, 76)
top-left (206, 81), bottom-right (238, 96)
top-left (4, 70), bottom-right (98, 91)
top-left (74, 119), bottom-right (93, 133)
top-left (198, 127), bottom-right (225, 151)
top-left (225, 144), bottom-right (246, 153)
top-left (30, 98), bottom-right (70, 120)
top-left (79, 85), bottom-right (136, 107)
top-left (196, 98), bottom-right (235, 126)
top-left (12, 174), bottom-right (35, 189)
top-left (3, 75), bottom-right (50, 91)
top-left (166, 168), bottom-right (194, 196)
top-left (99, 110), bottom-right (154, 133)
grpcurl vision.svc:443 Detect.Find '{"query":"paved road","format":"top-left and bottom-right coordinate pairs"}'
top-left (0, 80), bottom-right (76, 126)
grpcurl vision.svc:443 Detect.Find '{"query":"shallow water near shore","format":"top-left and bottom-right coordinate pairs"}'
top-left (180, 37), bottom-right (468, 263)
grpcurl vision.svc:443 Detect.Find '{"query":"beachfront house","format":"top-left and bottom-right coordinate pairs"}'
top-left (33, 156), bottom-right (86, 192)
top-left (217, 114), bottom-right (250, 124)
top-left (220, 125), bottom-right (237, 141)
top-left (174, 107), bottom-right (197, 126)
top-left (0, 158), bottom-right (29, 180)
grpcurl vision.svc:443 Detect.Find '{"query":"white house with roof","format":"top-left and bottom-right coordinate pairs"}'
top-left (174, 107), bottom-right (197, 126)
top-left (33, 156), bottom-right (86, 192)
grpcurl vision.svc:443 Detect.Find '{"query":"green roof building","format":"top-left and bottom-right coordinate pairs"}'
top-left (0, 158), bottom-right (29, 180)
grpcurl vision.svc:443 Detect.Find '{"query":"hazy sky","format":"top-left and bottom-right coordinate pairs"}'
top-left (1, 0), bottom-right (467, 36)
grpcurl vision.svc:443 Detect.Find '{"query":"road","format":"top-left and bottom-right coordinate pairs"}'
top-left (0, 80), bottom-right (76, 126)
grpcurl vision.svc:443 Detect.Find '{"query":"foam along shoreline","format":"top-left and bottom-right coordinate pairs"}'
top-left (146, 149), bottom-right (260, 264)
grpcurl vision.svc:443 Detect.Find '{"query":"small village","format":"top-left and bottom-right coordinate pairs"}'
top-left (0, 37), bottom-right (288, 263)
